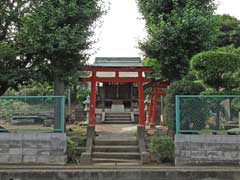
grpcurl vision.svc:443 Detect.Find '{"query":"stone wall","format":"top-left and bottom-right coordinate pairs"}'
top-left (0, 133), bottom-right (67, 164)
top-left (175, 134), bottom-right (240, 165)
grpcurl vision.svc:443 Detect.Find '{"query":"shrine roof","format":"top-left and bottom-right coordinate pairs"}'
top-left (94, 57), bottom-right (143, 67)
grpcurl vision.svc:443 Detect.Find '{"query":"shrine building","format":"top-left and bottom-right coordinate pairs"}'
top-left (82, 57), bottom-right (167, 126)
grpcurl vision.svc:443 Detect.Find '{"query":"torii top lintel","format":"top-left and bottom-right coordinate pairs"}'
top-left (82, 66), bottom-right (153, 83)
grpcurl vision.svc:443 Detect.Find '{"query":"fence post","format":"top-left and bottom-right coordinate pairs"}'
top-left (60, 96), bottom-right (65, 133)
top-left (176, 95), bottom-right (180, 134)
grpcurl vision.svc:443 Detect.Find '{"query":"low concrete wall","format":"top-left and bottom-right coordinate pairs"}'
top-left (0, 133), bottom-right (67, 165)
top-left (0, 167), bottom-right (240, 180)
top-left (175, 134), bottom-right (240, 165)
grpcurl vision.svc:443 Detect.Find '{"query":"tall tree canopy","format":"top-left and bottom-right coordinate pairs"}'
top-left (19, 0), bottom-right (104, 95)
top-left (217, 14), bottom-right (240, 47)
top-left (137, 0), bottom-right (219, 81)
top-left (0, 0), bottom-right (38, 95)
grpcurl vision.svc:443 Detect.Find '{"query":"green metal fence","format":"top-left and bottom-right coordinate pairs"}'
top-left (0, 96), bottom-right (65, 132)
top-left (176, 95), bottom-right (240, 134)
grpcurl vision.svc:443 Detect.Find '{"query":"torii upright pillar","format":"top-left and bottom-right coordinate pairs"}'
top-left (138, 71), bottom-right (145, 125)
top-left (89, 70), bottom-right (97, 125)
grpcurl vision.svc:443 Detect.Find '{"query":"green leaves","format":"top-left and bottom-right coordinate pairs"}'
top-left (0, 41), bottom-right (30, 94)
top-left (165, 80), bottom-right (205, 131)
top-left (191, 47), bottom-right (240, 92)
top-left (0, 0), bottom-right (104, 95)
top-left (137, 0), bottom-right (219, 81)
top-left (150, 136), bottom-right (174, 163)
top-left (19, 0), bottom-right (104, 80)
top-left (217, 14), bottom-right (240, 47)
top-left (0, 0), bottom-right (39, 95)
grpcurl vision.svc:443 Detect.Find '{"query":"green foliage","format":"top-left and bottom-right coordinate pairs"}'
top-left (0, 1), bottom-right (38, 95)
top-left (191, 48), bottom-right (240, 92)
top-left (0, 99), bottom-right (32, 121)
top-left (217, 14), bottom-right (240, 47)
top-left (66, 74), bottom-right (90, 104)
top-left (76, 89), bottom-right (90, 103)
top-left (6, 81), bottom-right (54, 96)
top-left (0, 40), bottom-right (30, 95)
top-left (191, 47), bottom-right (240, 130)
top-left (232, 98), bottom-right (240, 111)
top-left (150, 136), bottom-right (174, 163)
top-left (143, 57), bottom-right (162, 78)
top-left (0, 0), bottom-right (38, 41)
top-left (19, 0), bottom-right (105, 81)
top-left (137, 0), bottom-right (215, 26)
top-left (137, 0), bottom-right (219, 81)
top-left (180, 98), bottom-right (209, 130)
top-left (67, 137), bottom-right (77, 162)
top-left (78, 137), bottom-right (87, 147)
top-left (165, 80), bottom-right (205, 131)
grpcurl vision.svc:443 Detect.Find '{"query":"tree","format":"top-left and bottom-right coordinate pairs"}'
top-left (0, 0), bottom-right (38, 95)
top-left (191, 47), bottom-right (240, 130)
top-left (0, 42), bottom-right (29, 95)
top-left (0, 0), bottom-right (38, 41)
top-left (217, 14), bottom-right (240, 47)
top-left (19, 0), bottom-right (104, 96)
top-left (191, 47), bottom-right (240, 92)
top-left (137, 0), bottom-right (219, 81)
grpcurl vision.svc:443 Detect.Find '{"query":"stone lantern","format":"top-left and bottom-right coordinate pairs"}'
top-left (83, 95), bottom-right (90, 123)
top-left (144, 95), bottom-right (150, 124)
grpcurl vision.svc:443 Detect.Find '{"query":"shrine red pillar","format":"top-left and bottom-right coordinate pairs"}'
top-left (147, 91), bottom-right (153, 124)
top-left (151, 86), bottom-right (157, 125)
top-left (138, 71), bottom-right (145, 125)
top-left (89, 70), bottom-right (97, 125)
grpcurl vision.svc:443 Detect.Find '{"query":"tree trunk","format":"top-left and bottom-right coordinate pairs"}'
top-left (0, 83), bottom-right (9, 96)
top-left (54, 75), bottom-right (65, 131)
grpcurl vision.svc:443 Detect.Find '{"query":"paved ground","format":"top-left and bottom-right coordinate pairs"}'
top-left (95, 124), bottom-right (137, 141)
top-left (0, 164), bottom-right (239, 170)
top-left (1, 166), bottom-right (240, 180)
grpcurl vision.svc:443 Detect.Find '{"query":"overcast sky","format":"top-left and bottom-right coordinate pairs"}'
top-left (89, 0), bottom-right (240, 64)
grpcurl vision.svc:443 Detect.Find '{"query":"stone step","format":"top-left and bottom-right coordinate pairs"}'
top-left (93, 145), bottom-right (139, 152)
top-left (105, 113), bottom-right (131, 117)
top-left (105, 116), bottom-right (131, 120)
top-left (104, 119), bottom-right (132, 122)
top-left (94, 140), bottom-right (138, 146)
top-left (92, 152), bottom-right (140, 159)
top-left (92, 158), bottom-right (140, 163)
top-left (103, 121), bottom-right (135, 124)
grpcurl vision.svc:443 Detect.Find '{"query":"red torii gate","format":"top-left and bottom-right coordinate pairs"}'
top-left (82, 66), bottom-right (153, 126)
top-left (144, 81), bottom-right (168, 125)
top-left (148, 83), bottom-right (168, 124)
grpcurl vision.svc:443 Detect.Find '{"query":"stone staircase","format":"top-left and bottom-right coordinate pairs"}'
top-left (92, 139), bottom-right (140, 163)
top-left (103, 112), bottom-right (134, 124)
top-left (81, 124), bottom-right (148, 165)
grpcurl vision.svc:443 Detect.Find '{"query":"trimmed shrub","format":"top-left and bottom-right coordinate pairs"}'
top-left (191, 50), bottom-right (240, 91)
top-left (150, 136), bottom-right (174, 163)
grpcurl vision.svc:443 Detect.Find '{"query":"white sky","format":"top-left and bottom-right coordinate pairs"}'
top-left (89, 0), bottom-right (240, 64)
